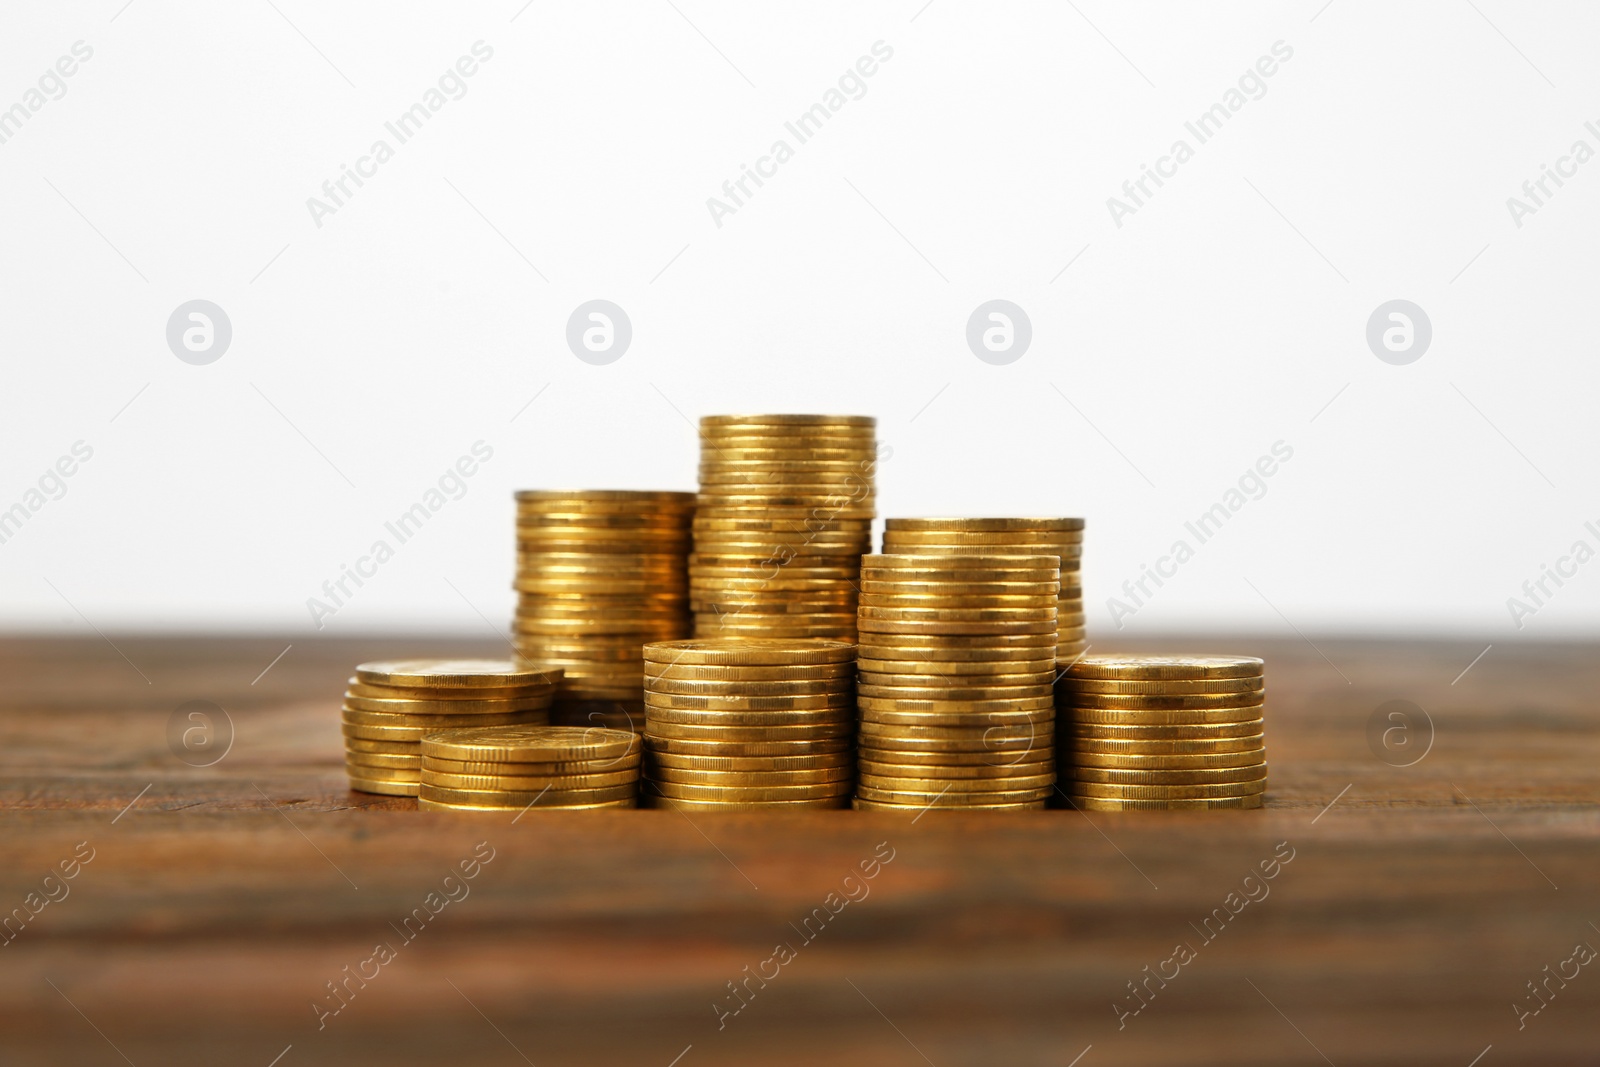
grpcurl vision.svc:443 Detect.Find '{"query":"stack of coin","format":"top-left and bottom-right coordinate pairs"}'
top-left (343, 660), bottom-right (561, 796)
top-left (1057, 654), bottom-right (1266, 811)
top-left (641, 638), bottom-right (856, 810)
top-left (853, 554), bottom-right (1058, 811)
top-left (513, 489), bottom-right (696, 731)
top-left (418, 725), bottom-right (640, 811)
top-left (881, 518), bottom-right (1086, 662)
top-left (692, 415), bottom-right (877, 642)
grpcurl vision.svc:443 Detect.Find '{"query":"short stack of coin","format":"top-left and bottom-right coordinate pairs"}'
top-left (881, 518), bottom-right (1087, 662)
top-left (513, 489), bottom-right (697, 731)
top-left (343, 660), bottom-right (561, 796)
top-left (692, 415), bottom-right (877, 642)
top-left (853, 554), bottom-right (1059, 812)
top-left (641, 638), bottom-right (856, 810)
top-left (418, 725), bottom-right (640, 811)
top-left (1057, 654), bottom-right (1266, 811)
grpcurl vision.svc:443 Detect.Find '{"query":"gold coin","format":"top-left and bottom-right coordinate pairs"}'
top-left (646, 795), bottom-right (849, 811)
top-left (860, 595), bottom-right (1055, 612)
top-left (859, 758), bottom-right (1053, 779)
top-left (858, 771), bottom-right (1056, 792)
top-left (857, 657), bottom-right (1056, 676)
top-left (418, 798), bottom-right (636, 811)
top-left (342, 714), bottom-right (543, 740)
top-left (693, 619), bottom-right (857, 638)
top-left (1069, 779), bottom-right (1267, 800)
top-left (421, 769), bottom-right (640, 791)
top-left (419, 783), bottom-right (639, 805)
top-left (343, 695), bottom-right (554, 717)
top-left (647, 752), bottom-right (854, 772)
top-left (345, 679), bottom-right (558, 701)
top-left (643, 638), bottom-right (856, 666)
top-left (346, 758), bottom-right (420, 777)
top-left (884, 517), bottom-right (1085, 533)
top-left (1066, 734), bottom-right (1265, 755)
top-left (861, 568), bottom-right (1059, 586)
top-left (646, 766), bottom-right (853, 786)
top-left (422, 755), bottom-right (640, 776)
top-left (699, 468), bottom-right (875, 485)
top-left (645, 707), bottom-right (853, 727)
top-left (700, 413), bottom-right (875, 429)
top-left (514, 489), bottom-right (696, 505)
top-left (1066, 763), bottom-right (1268, 785)
top-left (347, 775), bottom-right (419, 797)
top-left (858, 620), bottom-right (1056, 637)
top-left (860, 604), bottom-right (1055, 622)
top-left (645, 736), bottom-right (852, 757)
top-left (341, 705), bottom-right (550, 728)
top-left (863, 553), bottom-right (1056, 571)
top-left (859, 707), bottom-right (1054, 728)
top-left (857, 735), bottom-right (1051, 756)
top-left (648, 780), bottom-right (851, 802)
top-left (1060, 692), bottom-right (1265, 712)
top-left (696, 503), bottom-right (875, 519)
top-left (859, 719), bottom-right (1051, 740)
top-left (419, 724), bottom-right (639, 762)
top-left (356, 659), bottom-right (563, 689)
top-left (345, 751), bottom-right (421, 770)
top-left (1067, 794), bottom-right (1264, 811)
top-left (644, 721), bottom-right (853, 741)
top-left (883, 528), bottom-right (1082, 544)
top-left (1063, 654), bottom-right (1265, 681)
top-left (860, 671), bottom-right (1054, 688)
top-left (854, 784), bottom-right (1053, 805)
top-left (1067, 720), bottom-right (1264, 740)
top-left (852, 797), bottom-right (1044, 812)
top-left (1057, 678), bottom-right (1264, 697)
top-left (857, 682), bottom-right (1053, 701)
top-left (858, 746), bottom-right (1048, 767)
top-left (1065, 706), bottom-right (1266, 726)
top-left (646, 678), bottom-right (850, 698)
top-left (644, 693), bottom-right (852, 711)
top-left (857, 695), bottom-right (1055, 714)
top-left (645, 664), bottom-right (855, 683)
top-left (859, 636), bottom-right (1057, 659)
top-left (343, 737), bottom-right (420, 754)
top-left (1072, 748), bottom-right (1264, 770)
top-left (857, 580), bottom-right (1059, 597)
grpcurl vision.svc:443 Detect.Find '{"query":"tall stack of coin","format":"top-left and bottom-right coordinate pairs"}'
top-left (1057, 654), bottom-right (1266, 810)
top-left (342, 660), bottom-right (560, 797)
top-left (513, 489), bottom-right (696, 731)
top-left (418, 725), bottom-right (640, 811)
top-left (854, 554), bottom-right (1058, 811)
top-left (641, 638), bottom-right (856, 810)
top-left (692, 415), bottom-right (877, 642)
top-left (881, 518), bottom-right (1086, 662)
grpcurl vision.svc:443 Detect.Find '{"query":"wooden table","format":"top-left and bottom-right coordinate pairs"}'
top-left (1, 635), bottom-right (1595, 1065)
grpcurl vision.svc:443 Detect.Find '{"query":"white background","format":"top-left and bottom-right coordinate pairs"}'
top-left (1, 0), bottom-right (1596, 641)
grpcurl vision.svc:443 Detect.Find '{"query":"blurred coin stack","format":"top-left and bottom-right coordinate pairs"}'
top-left (1057, 654), bottom-right (1267, 810)
top-left (513, 489), bottom-right (697, 731)
top-left (853, 554), bottom-right (1059, 811)
top-left (881, 518), bottom-right (1086, 662)
top-left (692, 415), bottom-right (877, 642)
top-left (342, 660), bottom-right (560, 797)
top-left (418, 725), bottom-right (640, 811)
top-left (641, 639), bottom-right (856, 810)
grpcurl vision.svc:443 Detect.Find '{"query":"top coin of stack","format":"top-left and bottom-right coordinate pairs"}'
top-left (418, 724), bottom-right (641, 811)
top-left (881, 518), bottom-right (1086, 662)
top-left (642, 638), bottom-right (857, 810)
top-left (513, 490), bottom-right (696, 731)
top-left (342, 659), bottom-right (561, 797)
top-left (1056, 654), bottom-right (1266, 811)
top-left (693, 415), bottom-right (877, 642)
top-left (854, 553), bottom-right (1059, 812)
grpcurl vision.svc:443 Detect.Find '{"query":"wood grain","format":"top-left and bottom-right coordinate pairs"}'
top-left (1, 634), bottom-right (1596, 1065)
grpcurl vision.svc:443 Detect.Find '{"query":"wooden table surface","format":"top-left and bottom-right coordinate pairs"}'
top-left (1, 634), bottom-right (1596, 1066)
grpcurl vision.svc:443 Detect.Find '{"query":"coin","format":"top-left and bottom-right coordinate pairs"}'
top-left (1064, 706), bottom-right (1266, 726)
top-left (857, 682), bottom-right (1053, 701)
top-left (859, 671), bottom-right (1055, 689)
top-left (863, 554), bottom-right (1056, 572)
top-left (356, 659), bottom-right (563, 688)
top-left (858, 771), bottom-right (1057, 792)
top-left (1065, 763), bottom-right (1267, 785)
top-left (343, 695), bottom-right (555, 717)
top-left (1070, 749), bottom-right (1263, 770)
top-left (345, 679), bottom-right (557, 701)
top-left (344, 736), bottom-right (424, 754)
top-left (647, 752), bottom-right (855, 772)
top-left (1061, 692), bottom-right (1266, 712)
top-left (515, 489), bottom-right (697, 505)
top-left (858, 657), bottom-right (1056, 676)
top-left (648, 796), bottom-right (849, 811)
top-left (852, 797), bottom-right (1045, 812)
top-left (643, 638), bottom-right (856, 666)
top-left (1055, 677), bottom-right (1264, 695)
top-left (419, 783), bottom-right (639, 805)
top-left (1066, 720), bottom-right (1264, 740)
top-left (420, 769), bottom-right (641, 791)
top-left (648, 780), bottom-right (850, 801)
top-left (859, 707), bottom-right (1054, 728)
top-left (644, 707), bottom-right (853, 727)
top-left (644, 721), bottom-right (854, 741)
top-left (646, 766), bottom-right (854, 786)
top-left (855, 785), bottom-right (1053, 805)
top-left (1069, 779), bottom-right (1267, 799)
top-left (347, 775), bottom-right (419, 797)
top-left (418, 798), bottom-right (637, 811)
top-left (645, 736), bottom-right (853, 757)
top-left (645, 677), bottom-right (849, 697)
top-left (1066, 735), bottom-right (1265, 755)
top-left (644, 693), bottom-right (853, 712)
top-left (420, 724), bottom-right (640, 762)
top-left (421, 755), bottom-right (640, 776)
top-left (1066, 795), bottom-right (1264, 811)
top-left (342, 715), bottom-right (541, 741)
top-left (858, 619), bottom-right (1057, 637)
top-left (857, 695), bottom-right (1055, 714)
top-left (1062, 654), bottom-right (1265, 680)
